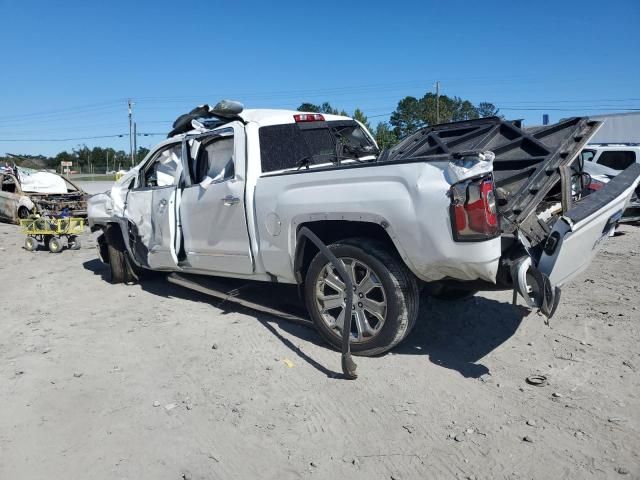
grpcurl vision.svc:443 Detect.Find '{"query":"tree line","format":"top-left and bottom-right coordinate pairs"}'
top-left (298, 93), bottom-right (499, 149)
top-left (3, 91), bottom-right (499, 171)
top-left (1, 146), bottom-right (150, 173)
top-left (52, 146), bottom-right (150, 173)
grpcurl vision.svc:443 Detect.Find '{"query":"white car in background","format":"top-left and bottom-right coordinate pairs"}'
top-left (0, 167), bottom-right (87, 223)
top-left (581, 144), bottom-right (640, 222)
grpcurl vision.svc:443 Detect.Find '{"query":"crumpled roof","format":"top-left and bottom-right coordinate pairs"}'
top-left (16, 167), bottom-right (69, 194)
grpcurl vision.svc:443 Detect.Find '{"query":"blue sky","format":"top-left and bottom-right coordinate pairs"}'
top-left (1, 0), bottom-right (638, 156)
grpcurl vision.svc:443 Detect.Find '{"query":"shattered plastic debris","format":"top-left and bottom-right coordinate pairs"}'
top-left (282, 358), bottom-right (295, 368)
top-left (446, 151), bottom-right (495, 183)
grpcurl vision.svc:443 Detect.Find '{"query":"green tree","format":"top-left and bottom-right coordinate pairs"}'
top-left (136, 147), bottom-right (150, 164)
top-left (90, 147), bottom-right (106, 172)
top-left (297, 102), bottom-right (348, 116)
top-left (54, 151), bottom-right (75, 172)
top-left (374, 122), bottom-right (398, 150)
top-left (72, 145), bottom-right (91, 172)
top-left (297, 102), bottom-right (322, 112)
top-left (352, 107), bottom-right (371, 132)
top-left (390, 92), bottom-right (499, 137)
top-left (389, 96), bottom-right (425, 138)
top-left (477, 102), bottom-right (500, 118)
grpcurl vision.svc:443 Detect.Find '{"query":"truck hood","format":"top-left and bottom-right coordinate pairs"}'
top-left (382, 117), bottom-right (602, 230)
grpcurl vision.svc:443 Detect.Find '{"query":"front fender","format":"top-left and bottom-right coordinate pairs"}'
top-left (87, 192), bottom-right (115, 228)
top-left (18, 195), bottom-right (35, 212)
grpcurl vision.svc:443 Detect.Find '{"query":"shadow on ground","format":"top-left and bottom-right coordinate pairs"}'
top-left (396, 295), bottom-right (530, 378)
top-left (83, 259), bottom-right (529, 379)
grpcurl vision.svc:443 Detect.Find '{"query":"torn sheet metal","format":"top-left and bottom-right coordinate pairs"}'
top-left (445, 151), bottom-right (495, 184)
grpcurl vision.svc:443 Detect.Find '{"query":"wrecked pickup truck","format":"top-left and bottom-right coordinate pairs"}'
top-left (0, 167), bottom-right (87, 223)
top-left (88, 101), bottom-right (640, 356)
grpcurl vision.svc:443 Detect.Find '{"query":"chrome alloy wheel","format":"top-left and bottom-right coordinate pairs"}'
top-left (314, 257), bottom-right (387, 342)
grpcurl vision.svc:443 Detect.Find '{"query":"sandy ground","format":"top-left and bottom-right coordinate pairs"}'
top-left (0, 221), bottom-right (638, 480)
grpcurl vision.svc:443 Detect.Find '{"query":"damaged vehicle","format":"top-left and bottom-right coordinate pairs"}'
top-left (88, 101), bottom-right (640, 356)
top-left (0, 167), bottom-right (88, 224)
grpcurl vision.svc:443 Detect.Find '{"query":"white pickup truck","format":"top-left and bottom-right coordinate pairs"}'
top-left (88, 101), bottom-right (640, 357)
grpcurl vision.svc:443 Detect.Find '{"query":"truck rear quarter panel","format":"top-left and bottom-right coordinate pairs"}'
top-left (253, 161), bottom-right (502, 284)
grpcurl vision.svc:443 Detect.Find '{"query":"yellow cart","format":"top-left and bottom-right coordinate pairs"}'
top-left (20, 217), bottom-right (85, 253)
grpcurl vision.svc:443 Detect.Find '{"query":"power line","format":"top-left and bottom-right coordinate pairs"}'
top-left (0, 133), bottom-right (165, 142)
top-left (0, 104), bottom-right (126, 127)
top-left (0, 99), bottom-right (125, 121)
top-left (498, 107), bottom-right (640, 112)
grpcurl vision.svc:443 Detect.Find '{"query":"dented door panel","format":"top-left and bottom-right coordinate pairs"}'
top-left (124, 186), bottom-right (178, 269)
top-left (122, 142), bottom-right (183, 270)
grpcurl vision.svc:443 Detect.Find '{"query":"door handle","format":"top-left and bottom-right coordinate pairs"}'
top-left (222, 195), bottom-right (240, 206)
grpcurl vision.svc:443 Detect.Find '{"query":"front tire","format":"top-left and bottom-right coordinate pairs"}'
top-left (107, 243), bottom-right (136, 284)
top-left (304, 238), bottom-right (419, 356)
top-left (17, 206), bottom-right (31, 219)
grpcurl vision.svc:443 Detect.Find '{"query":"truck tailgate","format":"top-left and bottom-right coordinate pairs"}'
top-left (537, 163), bottom-right (640, 286)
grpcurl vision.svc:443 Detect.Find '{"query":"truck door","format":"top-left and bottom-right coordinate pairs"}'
top-left (123, 142), bottom-right (183, 270)
top-left (179, 124), bottom-right (253, 274)
top-left (538, 163), bottom-right (640, 286)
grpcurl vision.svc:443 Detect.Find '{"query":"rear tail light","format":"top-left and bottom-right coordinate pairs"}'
top-left (294, 113), bottom-right (325, 122)
top-left (588, 179), bottom-right (605, 191)
top-left (450, 176), bottom-right (499, 241)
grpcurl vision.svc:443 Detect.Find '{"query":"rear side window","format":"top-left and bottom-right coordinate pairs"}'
top-left (259, 120), bottom-right (376, 173)
top-left (597, 150), bottom-right (636, 170)
top-left (260, 124), bottom-right (310, 173)
top-left (259, 124), bottom-right (326, 173)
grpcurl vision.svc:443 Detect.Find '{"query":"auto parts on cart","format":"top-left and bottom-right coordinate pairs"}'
top-left (20, 217), bottom-right (84, 253)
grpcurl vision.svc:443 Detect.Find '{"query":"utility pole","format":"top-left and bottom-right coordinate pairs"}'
top-left (133, 122), bottom-right (137, 165)
top-left (106, 150), bottom-right (109, 174)
top-left (435, 81), bottom-right (440, 124)
top-left (128, 99), bottom-right (134, 167)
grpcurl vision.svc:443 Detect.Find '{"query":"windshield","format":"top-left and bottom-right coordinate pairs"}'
top-left (259, 120), bottom-right (377, 173)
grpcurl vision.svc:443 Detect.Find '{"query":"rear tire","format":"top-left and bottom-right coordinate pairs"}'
top-left (304, 238), bottom-right (419, 356)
